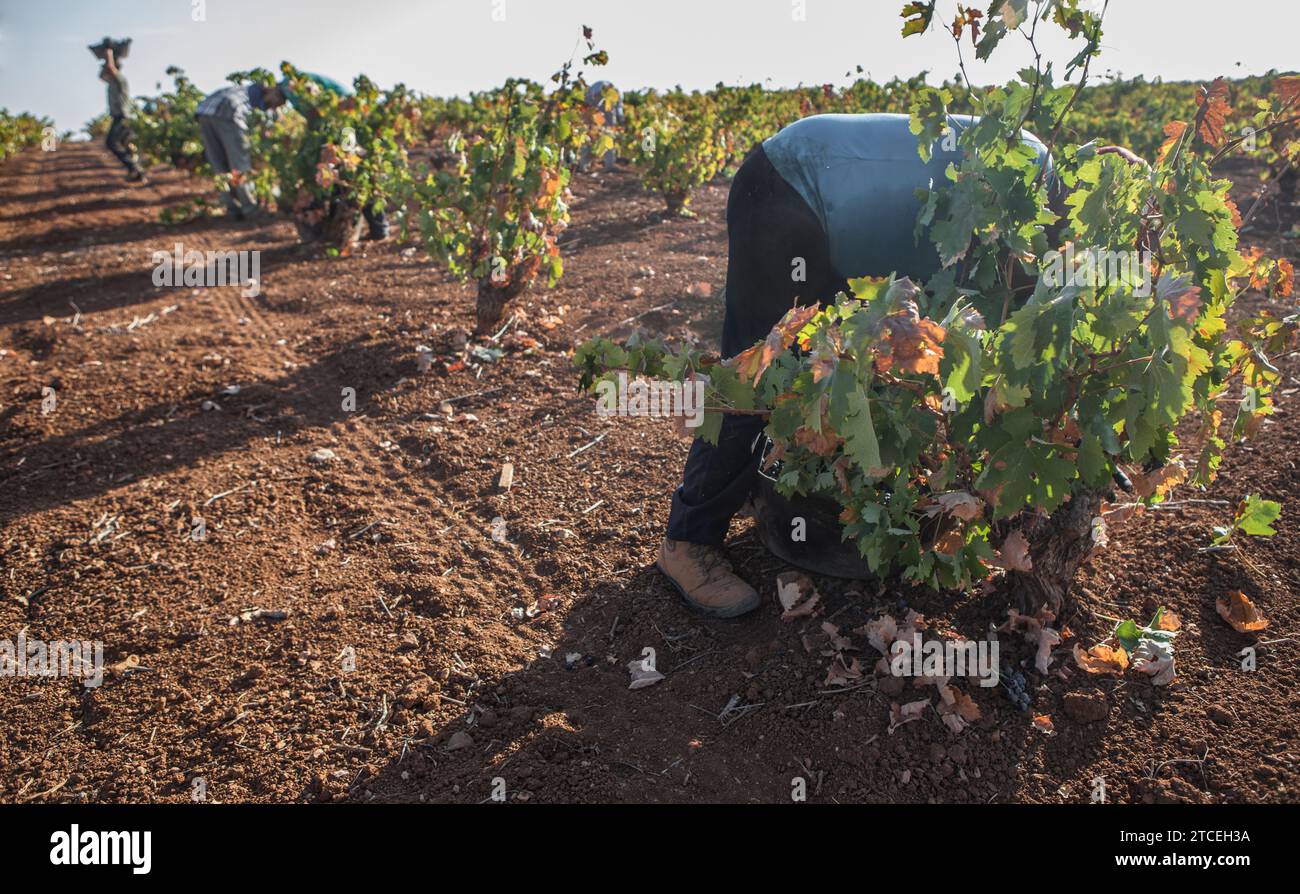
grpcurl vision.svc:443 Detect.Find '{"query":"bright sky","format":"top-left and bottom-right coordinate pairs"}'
top-left (1, 0), bottom-right (1294, 132)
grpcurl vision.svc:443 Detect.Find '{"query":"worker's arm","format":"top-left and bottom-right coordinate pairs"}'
top-left (103, 47), bottom-right (120, 78)
top-left (1097, 145), bottom-right (1147, 167)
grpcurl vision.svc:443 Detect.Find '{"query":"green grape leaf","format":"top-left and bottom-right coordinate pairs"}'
top-left (1234, 493), bottom-right (1281, 538)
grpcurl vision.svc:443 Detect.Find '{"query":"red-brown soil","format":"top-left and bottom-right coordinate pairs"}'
top-left (1, 142), bottom-right (1297, 804)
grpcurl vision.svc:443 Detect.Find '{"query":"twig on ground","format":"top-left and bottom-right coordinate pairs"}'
top-left (489, 314), bottom-right (518, 343)
top-left (204, 482), bottom-right (251, 507)
top-left (1147, 745), bottom-right (1211, 786)
top-left (615, 300), bottom-right (677, 328)
top-left (566, 432), bottom-right (607, 459)
top-left (1146, 498), bottom-right (1231, 510)
top-left (441, 386), bottom-right (502, 404)
top-left (668, 649), bottom-right (716, 672)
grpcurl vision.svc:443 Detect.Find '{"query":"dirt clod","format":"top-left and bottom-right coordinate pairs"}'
top-left (1063, 691), bottom-right (1109, 724)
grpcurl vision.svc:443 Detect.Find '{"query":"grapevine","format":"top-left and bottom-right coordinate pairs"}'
top-left (575, 0), bottom-right (1297, 613)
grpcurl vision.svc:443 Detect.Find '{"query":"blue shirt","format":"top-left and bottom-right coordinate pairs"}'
top-left (762, 113), bottom-right (1052, 280)
top-left (196, 83), bottom-right (272, 127)
top-left (282, 73), bottom-right (351, 116)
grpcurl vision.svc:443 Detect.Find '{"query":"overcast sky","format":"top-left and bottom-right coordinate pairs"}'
top-left (1, 0), bottom-right (1295, 132)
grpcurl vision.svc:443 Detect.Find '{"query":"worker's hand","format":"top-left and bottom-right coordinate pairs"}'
top-left (1097, 145), bottom-right (1147, 167)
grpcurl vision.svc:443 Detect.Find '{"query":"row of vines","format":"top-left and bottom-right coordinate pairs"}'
top-left (71, 16), bottom-right (1297, 341)
top-left (0, 109), bottom-right (53, 163)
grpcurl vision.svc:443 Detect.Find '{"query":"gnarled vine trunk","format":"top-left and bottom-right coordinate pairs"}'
top-left (663, 190), bottom-right (689, 217)
top-left (1005, 489), bottom-right (1105, 618)
top-left (323, 202), bottom-right (365, 251)
top-left (295, 198), bottom-right (364, 253)
top-left (475, 278), bottom-right (527, 334)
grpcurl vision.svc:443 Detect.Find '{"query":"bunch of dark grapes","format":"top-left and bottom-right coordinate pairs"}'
top-left (1000, 663), bottom-right (1032, 712)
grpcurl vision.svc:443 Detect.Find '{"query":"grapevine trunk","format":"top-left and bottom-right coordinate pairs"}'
top-left (295, 198), bottom-right (364, 252)
top-left (663, 190), bottom-right (689, 217)
top-left (475, 278), bottom-right (527, 334)
top-left (1005, 489), bottom-right (1106, 618)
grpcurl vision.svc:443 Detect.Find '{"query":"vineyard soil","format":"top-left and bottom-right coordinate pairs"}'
top-left (1, 143), bottom-right (1297, 804)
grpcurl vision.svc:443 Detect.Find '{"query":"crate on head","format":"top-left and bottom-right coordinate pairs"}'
top-left (89, 37), bottom-right (132, 62)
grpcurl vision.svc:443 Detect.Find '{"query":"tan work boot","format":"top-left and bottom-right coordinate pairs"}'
top-left (656, 539), bottom-right (761, 618)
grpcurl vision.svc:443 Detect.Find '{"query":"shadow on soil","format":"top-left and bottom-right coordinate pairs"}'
top-left (0, 333), bottom-right (411, 519)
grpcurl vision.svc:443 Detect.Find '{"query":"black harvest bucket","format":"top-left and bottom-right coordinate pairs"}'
top-left (752, 437), bottom-right (876, 580)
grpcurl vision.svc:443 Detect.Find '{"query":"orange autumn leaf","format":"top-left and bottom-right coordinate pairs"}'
top-left (809, 349), bottom-right (837, 383)
top-left (1073, 642), bottom-right (1130, 675)
top-left (1196, 78), bottom-right (1231, 145)
top-left (1216, 591), bottom-right (1270, 633)
top-left (792, 424), bottom-right (844, 456)
top-left (1164, 281), bottom-right (1203, 327)
top-left (950, 687), bottom-right (981, 722)
top-left (1224, 196), bottom-right (1243, 229)
top-left (1051, 417), bottom-right (1083, 445)
top-left (1274, 75), bottom-right (1300, 108)
top-left (1237, 248), bottom-right (1293, 299)
top-left (933, 528), bottom-right (965, 556)
top-left (1158, 121), bottom-right (1186, 163)
top-left (1277, 259), bottom-right (1295, 299)
top-left (790, 395), bottom-right (843, 456)
top-left (1130, 460), bottom-right (1187, 500)
top-left (726, 302), bottom-right (820, 385)
top-left (1240, 245), bottom-right (1269, 290)
top-left (778, 302), bottom-right (821, 349)
top-left (1101, 500), bottom-right (1143, 525)
top-left (951, 5), bottom-right (982, 44)
top-left (1032, 714), bottom-right (1055, 734)
top-left (728, 337), bottom-right (777, 385)
top-left (1155, 610), bottom-right (1182, 632)
top-left (937, 680), bottom-right (982, 723)
top-left (875, 301), bottom-right (946, 377)
top-left (830, 455), bottom-right (853, 494)
top-left (539, 168), bottom-right (562, 199)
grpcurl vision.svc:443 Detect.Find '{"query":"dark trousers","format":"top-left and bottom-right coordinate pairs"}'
top-left (105, 116), bottom-right (140, 174)
top-left (362, 202), bottom-right (388, 237)
top-left (665, 145), bottom-right (849, 546)
top-left (314, 186), bottom-right (388, 237)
